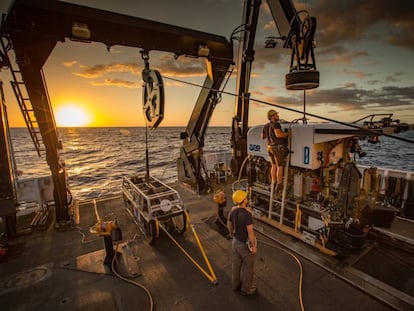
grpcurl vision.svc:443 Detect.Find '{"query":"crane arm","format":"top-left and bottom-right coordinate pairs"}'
top-left (1, 0), bottom-right (233, 218)
top-left (2, 0), bottom-right (232, 61)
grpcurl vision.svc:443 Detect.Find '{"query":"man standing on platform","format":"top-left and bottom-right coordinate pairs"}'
top-left (261, 109), bottom-right (290, 193)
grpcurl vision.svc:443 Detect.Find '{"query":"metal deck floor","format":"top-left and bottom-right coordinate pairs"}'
top-left (0, 181), bottom-right (412, 310)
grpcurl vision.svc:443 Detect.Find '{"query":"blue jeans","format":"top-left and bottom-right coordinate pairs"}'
top-left (231, 238), bottom-right (255, 292)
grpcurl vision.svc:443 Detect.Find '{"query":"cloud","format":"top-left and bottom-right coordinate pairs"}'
top-left (76, 63), bottom-right (141, 78)
top-left (342, 69), bottom-right (371, 79)
top-left (63, 61), bottom-right (78, 67)
top-left (164, 80), bottom-right (187, 87)
top-left (318, 46), bottom-right (369, 64)
top-left (308, 85), bottom-right (414, 110)
top-left (70, 55), bottom-right (207, 90)
top-left (156, 55), bottom-right (205, 77)
top-left (90, 78), bottom-right (139, 88)
top-left (344, 82), bottom-right (357, 88)
top-left (307, 0), bottom-right (414, 49)
top-left (385, 71), bottom-right (403, 82)
top-left (250, 45), bottom-right (288, 69)
top-left (259, 85), bottom-right (277, 92)
top-left (252, 84), bottom-right (414, 117)
top-left (263, 21), bottom-right (276, 32)
top-left (365, 71), bottom-right (404, 85)
top-left (367, 80), bottom-right (382, 86)
top-left (87, 76), bottom-right (187, 88)
top-left (73, 55), bottom-right (206, 85)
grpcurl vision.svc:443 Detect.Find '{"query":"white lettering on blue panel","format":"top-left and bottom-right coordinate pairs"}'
top-left (304, 146), bottom-right (310, 164)
top-left (249, 144), bottom-right (261, 152)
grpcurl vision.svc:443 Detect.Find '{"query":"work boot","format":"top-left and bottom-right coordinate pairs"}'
top-left (241, 286), bottom-right (257, 296)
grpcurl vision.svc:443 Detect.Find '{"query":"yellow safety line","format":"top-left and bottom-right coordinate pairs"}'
top-left (159, 211), bottom-right (218, 284)
top-left (185, 210), bottom-right (217, 281)
top-left (154, 219), bottom-right (160, 238)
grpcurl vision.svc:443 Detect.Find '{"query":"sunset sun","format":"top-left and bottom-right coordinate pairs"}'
top-left (55, 104), bottom-right (92, 127)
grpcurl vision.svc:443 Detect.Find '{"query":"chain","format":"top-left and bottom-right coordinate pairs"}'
top-left (140, 50), bottom-right (150, 69)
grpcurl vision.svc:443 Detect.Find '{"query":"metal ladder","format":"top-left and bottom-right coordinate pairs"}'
top-left (0, 36), bottom-right (43, 156)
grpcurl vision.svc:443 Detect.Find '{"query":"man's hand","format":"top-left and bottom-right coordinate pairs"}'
top-left (247, 236), bottom-right (257, 254)
top-left (251, 244), bottom-right (257, 254)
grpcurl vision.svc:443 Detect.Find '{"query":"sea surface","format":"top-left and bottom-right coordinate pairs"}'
top-left (9, 127), bottom-right (414, 201)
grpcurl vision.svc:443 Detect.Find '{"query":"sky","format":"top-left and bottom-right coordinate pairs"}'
top-left (1, 0), bottom-right (414, 127)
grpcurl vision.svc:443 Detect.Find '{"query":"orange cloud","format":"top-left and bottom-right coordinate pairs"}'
top-left (63, 60), bottom-right (78, 67)
top-left (90, 78), bottom-right (138, 88)
top-left (76, 63), bottom-right (140, 78)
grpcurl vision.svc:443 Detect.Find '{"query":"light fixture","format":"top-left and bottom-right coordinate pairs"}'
top-left (265, 38), bottom-right (277, 48)
top-left (198, 45), bottom-right (210, 57)
top-left (71, 22), bottom-right (91, 41)
top-left (264, 36), bottom-right (286, 48)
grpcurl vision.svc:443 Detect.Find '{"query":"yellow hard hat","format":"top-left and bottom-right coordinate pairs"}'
top-left (267, 109), bottom-right (278, 120)
top-left (232, 190), bottom-right (247, 204)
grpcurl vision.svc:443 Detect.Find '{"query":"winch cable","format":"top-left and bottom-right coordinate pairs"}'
top-left (145, 125), bottom-right (150, 179)
top-left (232, 154), bottom-right (251, 192)
top-left (163, 76), bottom-right (414, 145)
top-left (255, 230), bottom-right (305, 311)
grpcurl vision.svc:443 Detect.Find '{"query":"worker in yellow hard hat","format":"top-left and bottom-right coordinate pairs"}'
top-left (227, 190), bottom-right (257, 296)
top-left (261, 109), bottom-right (290, 192)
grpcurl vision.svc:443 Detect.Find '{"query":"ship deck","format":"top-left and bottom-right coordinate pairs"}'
top-left (1, 180), bottom-right (413, 311)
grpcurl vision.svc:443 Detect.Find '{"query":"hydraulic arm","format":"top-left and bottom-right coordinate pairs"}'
top-left (231, 0), bottom-right (319, 174)
top-left (1, 0), bottom-right (233, 220)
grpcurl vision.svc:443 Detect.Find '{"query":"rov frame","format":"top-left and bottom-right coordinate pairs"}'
top-left (122, 174), bottom-right (187, 244)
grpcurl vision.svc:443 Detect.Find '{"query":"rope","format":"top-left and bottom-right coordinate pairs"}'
top-left (111, 244), bottom-right (154, 311)
top-left (163, 75), bottom-right (414, 145)
top-left (255, 231), bottom-right (305, 311)
top-left (93, 199), bottom-right (101, 222)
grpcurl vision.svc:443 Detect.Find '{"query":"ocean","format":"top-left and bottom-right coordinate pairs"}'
top-left (9, 127), bottom-right (414, 201)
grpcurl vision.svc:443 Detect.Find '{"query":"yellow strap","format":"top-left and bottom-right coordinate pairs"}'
top-left (186, 210), bottom-right (217, 281)
top-left (160, 210), bottom-right (217, 284)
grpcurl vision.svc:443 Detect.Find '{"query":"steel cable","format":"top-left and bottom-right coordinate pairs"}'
top-left (163, 75), bottom-right (414, 145)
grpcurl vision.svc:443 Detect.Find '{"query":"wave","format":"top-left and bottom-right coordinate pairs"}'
top-left (9, 127), bottom-right (414, 201)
